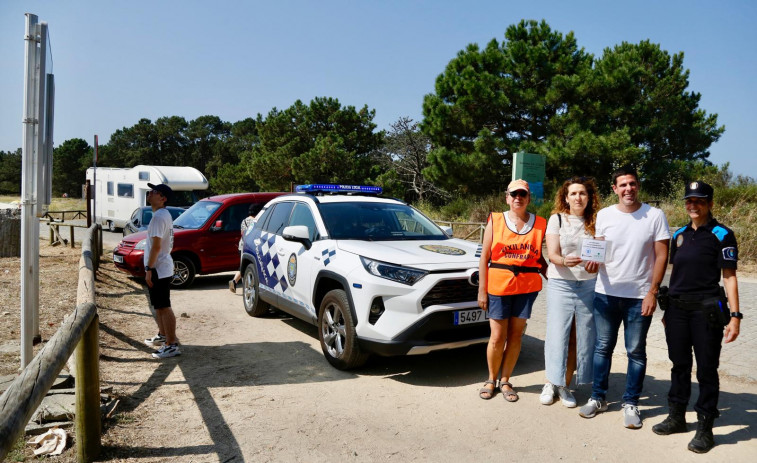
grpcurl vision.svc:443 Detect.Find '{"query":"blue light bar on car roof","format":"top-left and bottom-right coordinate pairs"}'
top-left (295, 184), bottom-right (383, 195)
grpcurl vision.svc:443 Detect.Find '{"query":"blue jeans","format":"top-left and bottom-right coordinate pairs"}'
top-left (545, 278), bottom-right (596, 386)
top-left (591, 293), bottom-right (652, 405)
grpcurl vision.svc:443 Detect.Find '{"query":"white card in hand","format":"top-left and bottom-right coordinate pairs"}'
top-left (581, 239), bottom-right (606, 263)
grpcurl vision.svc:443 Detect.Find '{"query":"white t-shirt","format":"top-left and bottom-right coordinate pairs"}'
top-left (144, 207), bottom-right (175, 280)
top-left (545, 213), bottom-right (596, 281)
top-left (238, 216), bottom-right (256, 251)
top-left (594, 203), bottom-right (670, 298)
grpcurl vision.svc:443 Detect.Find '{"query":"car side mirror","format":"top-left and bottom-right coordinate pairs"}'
top-left (211, 220), bottom-right (223, 231)
top-left (282, 225), bottom-right (312, 250)
top-left (441, 226), bottom-right (453, 237)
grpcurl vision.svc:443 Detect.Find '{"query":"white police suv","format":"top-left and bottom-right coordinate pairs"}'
top-left (240, 184), bottom-right (485, 369)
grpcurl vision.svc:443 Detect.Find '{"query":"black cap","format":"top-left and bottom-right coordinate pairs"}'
top-left (683, 181), bottom-right (713, 200)
top-left (147, 183), bottom-right (173, 201)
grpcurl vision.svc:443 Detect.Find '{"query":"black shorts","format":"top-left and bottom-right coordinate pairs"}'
top-left (148, 276), bottom-right (172, 309)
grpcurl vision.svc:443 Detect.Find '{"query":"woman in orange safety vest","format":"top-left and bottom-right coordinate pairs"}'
top-left (478, 179), bottom-right (548, 402)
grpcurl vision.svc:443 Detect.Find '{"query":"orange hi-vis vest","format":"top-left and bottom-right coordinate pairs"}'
top-left (487, 212), bottom-right (546, 296)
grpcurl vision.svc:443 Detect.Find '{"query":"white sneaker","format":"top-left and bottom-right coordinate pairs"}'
top-left (557, 386), bottom-right (577, 408)
top-left (144, 333), bottom-right (166, 347)
top-left (622, 403), bottom-right (643, 429)
top-left (540, 383), bottom-right (556, 405)
top-left (579, 398), bottom-right (608, 418)
top-left (152, 343), bottom-right (181, 359)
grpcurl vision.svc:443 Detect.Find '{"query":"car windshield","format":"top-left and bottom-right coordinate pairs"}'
top-left (173, 201), bottom-right (221, 229)
top-left (141, 207), bottom-right (183, 227)
top-left (168, 208), bottom-right (185, 220)
top-left (318, 202), bottom-right (448, 241)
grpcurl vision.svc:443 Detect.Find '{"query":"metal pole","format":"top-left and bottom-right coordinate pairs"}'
top-left (20, 13), bottom-right (39, 367)
top-left (31, 21), bottom-right (48, 346)
top-left (92, 135), bottom-right (97, 229)
top-left (86, 180), bottom-right (92, 227)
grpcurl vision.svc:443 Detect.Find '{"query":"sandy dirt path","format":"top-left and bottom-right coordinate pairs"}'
top-left (87, 261), bottom-right (757, 463)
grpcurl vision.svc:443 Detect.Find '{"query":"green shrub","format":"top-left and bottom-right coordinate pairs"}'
top-left (439, 196), bottom-right (471, 221)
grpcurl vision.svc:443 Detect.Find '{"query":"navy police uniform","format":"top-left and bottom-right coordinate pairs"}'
top-left (665, 182), bottom-right (738, 419)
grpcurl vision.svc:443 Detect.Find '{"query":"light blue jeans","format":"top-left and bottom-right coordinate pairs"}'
top-left (591, 293), bottom-right (652, 405)
top-left (545, 278), bottom-right (596, 386)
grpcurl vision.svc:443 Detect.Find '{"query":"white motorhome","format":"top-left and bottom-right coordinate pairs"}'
top-left (85, 165), bottom-right (208, 231)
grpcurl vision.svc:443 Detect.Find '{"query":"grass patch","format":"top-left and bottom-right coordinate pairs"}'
top-left (0, 196), bottom-right (85, 212)
top-left (8, 436), bottom-right (26, 462)
top-left (0, 195), bottom-right (20, 204)
top-left (47, 197), bottom-right (86, 212)
top-left (112, 412), bottom-right (136, 425)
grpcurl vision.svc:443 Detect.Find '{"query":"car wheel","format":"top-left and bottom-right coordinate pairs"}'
top-left (171, 255), bottom-right (196, 288)
top-left (107, 221), bottom-right (116, 232)
top-left (318, 289), bottom-right (369, 370)
top-left (243, 264), bottom-right (271, 317)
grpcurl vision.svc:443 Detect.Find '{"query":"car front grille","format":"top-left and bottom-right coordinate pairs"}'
top-left (423, 322), bottom-right (491, 343)
top-left (421, 278), bottom-right (478, 309)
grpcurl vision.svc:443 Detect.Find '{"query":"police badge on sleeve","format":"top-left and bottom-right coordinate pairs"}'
top-left (722, 247), bottom-right (738, 262)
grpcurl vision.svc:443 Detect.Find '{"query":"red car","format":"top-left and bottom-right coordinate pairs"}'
top-left (113, 192), bottom-right (285, 288)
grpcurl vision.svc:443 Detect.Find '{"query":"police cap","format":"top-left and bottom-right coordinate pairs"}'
top-left (683, 181), bottom-right (713, 201)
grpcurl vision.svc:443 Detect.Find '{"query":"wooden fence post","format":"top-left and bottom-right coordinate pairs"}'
top-left (75, 314), bottom-right (100, 461)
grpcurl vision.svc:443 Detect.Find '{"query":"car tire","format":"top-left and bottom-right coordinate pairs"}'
top-left (243, 264), bottom-right (271, 317)
top-left (318, 289), bottom-right (369, 370)
top-left (171, 255), bottom-right (196, 288)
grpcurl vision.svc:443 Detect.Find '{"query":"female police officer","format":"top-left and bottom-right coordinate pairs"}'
top-left (653, 181), bottom-right (742, 453)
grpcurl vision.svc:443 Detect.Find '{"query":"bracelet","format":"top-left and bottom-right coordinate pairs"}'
top-left (561, 257), bottom-right (566, 266)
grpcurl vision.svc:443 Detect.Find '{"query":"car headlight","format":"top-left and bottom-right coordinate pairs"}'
top-left (134, 239), bottom-right (147, 250)
top-left (360, 257), bottom-right (427, 286)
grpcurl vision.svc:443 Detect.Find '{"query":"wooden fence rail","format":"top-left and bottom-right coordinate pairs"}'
top-left (41, 210), bottom-right (87, 222)
top-left (434, 220), bottom-right (486, 243)
top-left (0, 224), bottom-right (101, 461)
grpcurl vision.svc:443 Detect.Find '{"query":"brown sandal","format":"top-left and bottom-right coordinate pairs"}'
top-left (479, 380), bottom-right (497, 400)
top-left (499, 381), bottom-right (519, 402)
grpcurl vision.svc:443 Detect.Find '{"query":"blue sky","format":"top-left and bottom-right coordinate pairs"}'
top-left (1, 0), bottom-right (755, 179)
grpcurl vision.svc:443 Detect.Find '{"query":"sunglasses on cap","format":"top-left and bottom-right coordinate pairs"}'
top-left (508, 190), bottom-right (528, 198)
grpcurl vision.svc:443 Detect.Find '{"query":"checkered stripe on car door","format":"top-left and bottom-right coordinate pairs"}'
top-left (253, 230), bottom-right (289, 292)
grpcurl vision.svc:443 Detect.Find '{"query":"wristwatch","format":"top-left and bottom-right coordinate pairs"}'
top-left (730, 312), bottom-right (743, 320)
top-left (145, 266), bottom-right (152, 272)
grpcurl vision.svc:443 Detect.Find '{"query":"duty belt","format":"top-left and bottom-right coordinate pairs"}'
top-left (488, 263), bottom-right (541, 276)
top-left (669, 295), bottom-right (720, 311)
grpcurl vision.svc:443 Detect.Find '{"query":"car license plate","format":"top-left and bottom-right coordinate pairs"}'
top-left (113, 255), bottom-right (123, 263)
top-left (454, 308), bottom-right (489, 325)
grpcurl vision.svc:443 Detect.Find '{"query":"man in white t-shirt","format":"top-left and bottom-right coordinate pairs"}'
top-left (142, 183), bottom-right (180, 359)
top-left (578, 166), bottom-right (670, 429)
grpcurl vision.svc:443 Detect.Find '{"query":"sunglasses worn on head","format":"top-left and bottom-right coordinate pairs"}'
top-left (509, 190), bottom-right (528, 198)
top-left (566, 176), bottom-right (592, 183)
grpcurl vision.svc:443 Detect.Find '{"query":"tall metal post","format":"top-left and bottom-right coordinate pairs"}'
top-left (31, 21), bottom-right (48, 345)
top-left (20, 13), bottom-right (39, 367)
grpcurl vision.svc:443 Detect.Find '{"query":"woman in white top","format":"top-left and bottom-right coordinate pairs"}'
top-left (229, 203), bottom-right (263, 293)
top-left (540, 177), bottom-right (600, 407)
